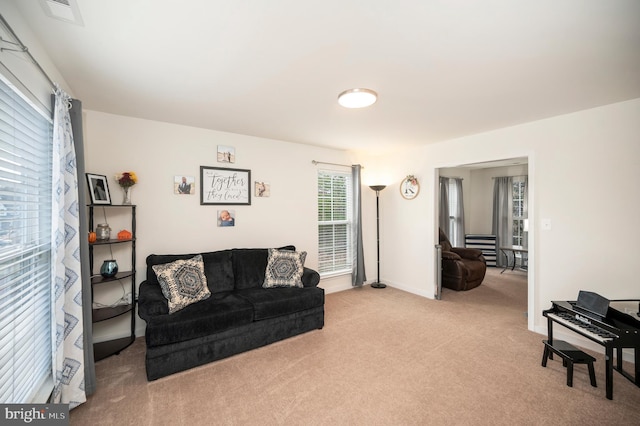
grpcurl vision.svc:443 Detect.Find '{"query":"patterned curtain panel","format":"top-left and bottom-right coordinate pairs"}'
top-left (51, 87), bottom-right (86, 408)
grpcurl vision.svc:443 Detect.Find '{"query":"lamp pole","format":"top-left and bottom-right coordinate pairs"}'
top-left (369, 185), bottom-right (386, 288)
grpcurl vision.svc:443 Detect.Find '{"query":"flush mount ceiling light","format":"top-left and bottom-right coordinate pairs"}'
top-left (338, 88), bottom-right (378, 108)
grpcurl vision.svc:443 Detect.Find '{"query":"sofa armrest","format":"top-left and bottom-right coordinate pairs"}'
top-left (302, 267), bottom-right (320, 288)
top-left (138, 281), bottom-right (169, 320)
top-left (450, 247), bottom-right (485, 261)
top-left (441, 251), bottom-right (462, 261)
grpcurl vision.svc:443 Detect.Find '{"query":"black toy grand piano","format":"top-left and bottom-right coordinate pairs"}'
top-left (543, 291), bottom-right (640, 400)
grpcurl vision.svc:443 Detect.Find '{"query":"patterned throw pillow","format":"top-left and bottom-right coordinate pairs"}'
top-left (263, 248), bottom-right (307, 288)
top-left (152, 254), bottom-right (210, 314)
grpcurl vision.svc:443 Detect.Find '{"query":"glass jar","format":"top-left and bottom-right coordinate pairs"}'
top-left (96, 223), bottom-right (111, 241)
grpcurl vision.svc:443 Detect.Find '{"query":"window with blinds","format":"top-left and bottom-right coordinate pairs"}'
top-left (512, 177), bottom-right (527, 247)
top-left (317, 170), bottom-right (352, 275)
top-left (0, 76), bottom-right (53, 403)
top-left (444, 178), bottom-right (462, 244)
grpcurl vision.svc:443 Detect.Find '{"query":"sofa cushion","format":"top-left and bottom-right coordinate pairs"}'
top-left (236, 287), bottom-right (324, 321)
top-left (144, 292), bottom-right (254, 347)
top-left (232, 245), bottom-right (295, 290)
top-left (152, 255), bottom-right (211, 314)
top-left (146, 250), bottom-right (234, 294)
top-left (263, 248), bottom-right (307, 288)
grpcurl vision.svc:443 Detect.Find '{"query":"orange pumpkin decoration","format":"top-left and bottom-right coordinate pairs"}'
top-left (88, 232), bottom-right (97, 243)
top-left (117, 229), bottom-right (132, 240)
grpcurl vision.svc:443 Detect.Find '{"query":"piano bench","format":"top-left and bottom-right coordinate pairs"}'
top-left (541, 340), bottom-right (597, 388)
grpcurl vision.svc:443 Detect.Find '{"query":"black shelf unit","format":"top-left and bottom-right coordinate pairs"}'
top-left (88, 204), bottom-right (136, 361)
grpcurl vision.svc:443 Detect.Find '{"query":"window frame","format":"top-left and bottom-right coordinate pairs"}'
top-left (317, 169), bottom-right (353, 276)
top-left (512, 178), bottom-right (526, 247)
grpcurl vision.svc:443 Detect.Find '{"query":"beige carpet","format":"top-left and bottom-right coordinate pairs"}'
top-left (71, 269), bottom-right (640, 425)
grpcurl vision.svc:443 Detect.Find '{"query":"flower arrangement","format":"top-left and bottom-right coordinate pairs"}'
top-left (114, 172), bottom-right (138, 188)
top-left (406, 175), bottom-right (418, 185)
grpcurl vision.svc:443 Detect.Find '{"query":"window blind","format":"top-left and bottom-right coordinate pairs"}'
top-left (317, 170), bottom-right (352, 274)
top-left (0, 76), bottom-right (53, 403)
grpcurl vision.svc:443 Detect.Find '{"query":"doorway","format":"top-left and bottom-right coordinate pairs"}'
top-left (436, 156), bottom-right (533, 330)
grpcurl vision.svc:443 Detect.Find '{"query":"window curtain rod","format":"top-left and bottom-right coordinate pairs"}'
top-left (491, 175), bottom-right (527, 179)
top-left (312, 160), bottom-right (364, 169)
top-left (0, 14), bottom-right (56, 89)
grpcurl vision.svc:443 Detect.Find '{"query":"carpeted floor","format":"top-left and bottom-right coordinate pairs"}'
top-left (70, 268), bottom-right (640, 425)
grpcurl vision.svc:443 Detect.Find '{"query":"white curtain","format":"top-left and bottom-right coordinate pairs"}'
top-left (492, 177), bottom-right (513, 267)
top-left (51, 87), bottom-right (86, 408)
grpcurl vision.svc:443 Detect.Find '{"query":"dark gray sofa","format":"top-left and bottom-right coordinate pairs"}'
top-left (137, 246), bottom-right (324, 380)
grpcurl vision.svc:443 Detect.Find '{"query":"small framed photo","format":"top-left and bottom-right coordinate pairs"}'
top-left (174, 175), bottom-right (195, 195)
top-left (217, 145), bottom-right (235, 163)
top-left (254, 181), bottom-right (270, 197)
top-left (217, 209), bottom-right (235, 227)
top-left (86, 173), bottom-right (111, 205)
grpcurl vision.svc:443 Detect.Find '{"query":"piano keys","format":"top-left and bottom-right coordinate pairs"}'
top-left (543, 293), bottom-right (640, 400)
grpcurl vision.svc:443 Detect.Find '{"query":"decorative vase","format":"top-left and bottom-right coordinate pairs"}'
top-left (100, 259), bottom-right (118, 278)
top-left (122, 186), bottom-right (132, 205)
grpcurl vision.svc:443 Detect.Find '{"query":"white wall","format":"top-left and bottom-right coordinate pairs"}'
top-left (0, 2), bottom-right (73, 110)
top-left (83, 110), bottom-right (371, 340)
top-left (357, 98), bottom-right (640, 352)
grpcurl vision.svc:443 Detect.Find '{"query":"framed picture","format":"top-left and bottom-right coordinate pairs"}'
top-left (86, 173), bottom-right (112, 205)
top-left (400, 175), bottom-right (420, 200)
top-left (217, 209), bottom-right (235, 227)
top-left (174, 175), bottom-right (195, 195)
top-left (254, 181), bottom-right (270, 197)
top-left (217, 145), bottom-right (235, 163)
top-left (200, 166), bottom-right (251, 205)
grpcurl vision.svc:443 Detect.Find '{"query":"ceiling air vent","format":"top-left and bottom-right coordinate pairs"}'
top-left (39, 0), bottom-right (84, 26)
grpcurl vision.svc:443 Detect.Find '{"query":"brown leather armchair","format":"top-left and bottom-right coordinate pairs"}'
top-left (439, 228), bottom-right (487, 291)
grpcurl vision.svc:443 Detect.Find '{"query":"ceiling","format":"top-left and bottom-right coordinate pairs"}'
top-left (8, 0), bottom-right (640, 153)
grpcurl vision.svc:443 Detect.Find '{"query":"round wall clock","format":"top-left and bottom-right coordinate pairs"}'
top-left (400, 175), bottom-right (420, 200)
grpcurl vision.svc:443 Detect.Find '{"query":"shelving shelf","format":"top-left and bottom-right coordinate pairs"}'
top-left (88, 204), bottom-right (137, 361)
top-left (94, 337), bottom-right (136, 362)
top-left (91, 271), bottom-right (134, 285)
top-left (92, 304), bottom-right (134, 322)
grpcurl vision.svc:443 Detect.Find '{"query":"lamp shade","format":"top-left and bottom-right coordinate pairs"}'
top-left (369, 185), bottom-right (386, 192)
top-left (338, 88), bottom-right (378, 108)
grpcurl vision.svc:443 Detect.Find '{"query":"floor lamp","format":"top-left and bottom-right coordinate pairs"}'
top-left (369, 185), bottom-right (386, 288)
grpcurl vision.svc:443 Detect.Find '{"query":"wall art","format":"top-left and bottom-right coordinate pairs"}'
top-left (217, 209), bottom-right (235, 227)
top-left (86, 173), bottom-right (112, 205)
top-left (200, 166), bottom-right (251, 205)
top-left (254, 181), bottom-right (270, 197)
top-left (217, 145), bottom-right (235, 163)
top-left (400, 175), bottom-right (420, 200)
top-left (174, 175), bottom-right (195, 195)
